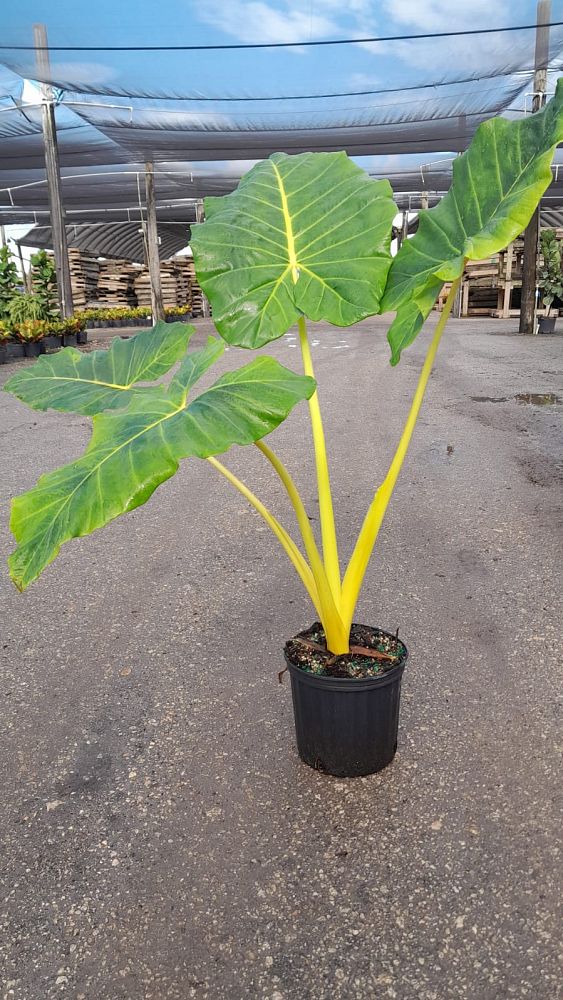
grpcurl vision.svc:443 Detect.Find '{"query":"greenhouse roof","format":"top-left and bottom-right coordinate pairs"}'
top-left (1, 2), bottom-right (563, 226)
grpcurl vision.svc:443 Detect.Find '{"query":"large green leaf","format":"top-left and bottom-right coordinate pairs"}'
top-left (190, 151), bottom-right (396, 348)
top-left (382, 78), bottom-right (563, 364)
top-left (4, 322), bottom-right (194, 414)
top-left (9, 341), bottom-right (315, 591)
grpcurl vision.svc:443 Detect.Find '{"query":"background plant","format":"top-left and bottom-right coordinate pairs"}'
top-left (4, 80), bottom-right (563, 652)
top-left (14, 319), bottom-right (50, 343)
top-left (539, 228), bottom-right (563, 315)
top-left (8, 293), bottom-right (48, 325)
top-left (30, 250), bottom-right (59, 320)
top-left (0, 246), bottom-right (20, 319)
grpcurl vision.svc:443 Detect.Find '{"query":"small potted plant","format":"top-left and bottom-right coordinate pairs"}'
top-left (538, 228), bottom-right (562, 332)
top-left (4, 82), bottom-right (563, 776)
top-left (0, 245), bottom-right (19, 320)
top-left (61, 317), bottom-right (80, 347)
top-left (30, 250), bottom-right (59, 322)
top-left (0, 326), bottom-right (10, 364)
top-left (14, 319), bottom-right (48, 357)
top-left (43, 321), bottom-right (63, 352)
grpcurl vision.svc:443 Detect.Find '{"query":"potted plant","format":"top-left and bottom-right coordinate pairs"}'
top-left (43, 321), bottom-right (63, 352)
top-left (7, 292), bottom-right (46, 325)
top-left (4, 82), bottom-right (563, 776)
top-left (165, 305), bottom-right (192, 323)
top-left (0, 245), bottom-right (19, 320)
top-left (538, 228), bottom-right (562, 332)
top-left (30, 249), bottom-right (59, 321)
top-left (0, 326), bottom-right (10, 364)
top-left (14, 319), bottom-right (48, 357)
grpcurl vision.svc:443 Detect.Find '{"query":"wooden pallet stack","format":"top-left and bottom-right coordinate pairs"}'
top-left (458, 236), bottom-right (554, 318)
top-left (172, 258), bottom-right (193, 308)
top-left (135, 267), bottom-right (177, 309)
top-left (67, 249), bottom-right (100, 309)
top-left (65, 251), bottom-right (206, 313)
top-left (185, 258), bottom-right (205, 316)
top-left (96, 259), bottom-right (138, 307)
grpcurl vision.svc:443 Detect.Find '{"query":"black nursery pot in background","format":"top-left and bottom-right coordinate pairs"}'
top-left (538, 315), bottom-right (557, 333)
top-left (23, 341), bottom-right (44, 358)
top-left (0, 344), bottom-right (7, 364)
top-left (285, 626), bottom-right (407, 778)
top-left (63, 333), bottom-right (77, 347)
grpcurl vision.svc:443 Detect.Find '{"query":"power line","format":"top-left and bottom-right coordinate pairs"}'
top-left (4, 21), bottom-right (563, 52)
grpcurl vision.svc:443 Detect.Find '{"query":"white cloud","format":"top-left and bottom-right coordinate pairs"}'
top-left (384, 0), bottom-right (510, 31)
top-left (196, 0), bottom-right (377, 45)
top-left (198, 1), bottom-right (338, 45)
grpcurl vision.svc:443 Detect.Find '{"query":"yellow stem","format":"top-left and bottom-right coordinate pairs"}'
top-left (206, 455), bottom-right (322, 618)
top-left (297, 315), bottom-right (342, 603)
top-left (341, 277), bottom-right (461, 629)
top-left (255, 440), bottom-right (348, 653)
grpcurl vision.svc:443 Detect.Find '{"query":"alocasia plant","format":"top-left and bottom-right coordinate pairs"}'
top-left (4, 80), bottom-right (563, 657)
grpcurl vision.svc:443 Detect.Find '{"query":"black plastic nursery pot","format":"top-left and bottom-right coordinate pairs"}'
top-left (285, 624), bottom-right (407, 778)
top-left (0, 344), bottom-right (6, 364)
top-left (23, 341), bottom-right (44, 358)
top-left (63, 333), bottom-right (77, 347)
top-left (538, 315), bottom-right (557, 333)
top-left (43, 335), bottom-right (62, 351)
top-left (6, 342), bottom-right (24, 359)
top-left (76, 330), bottom-right (88, 345)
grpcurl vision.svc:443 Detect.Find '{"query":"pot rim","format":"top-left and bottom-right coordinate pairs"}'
top-left (284, 623), bottom-right (408, 692)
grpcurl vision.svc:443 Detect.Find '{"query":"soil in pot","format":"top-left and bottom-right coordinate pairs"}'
top-left (285, 621), bottom-right (406, 679)
top-left (285, 622), bottom-right (408, 777)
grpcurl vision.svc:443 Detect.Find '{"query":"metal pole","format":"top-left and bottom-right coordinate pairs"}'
top-left (33, 23), bottom-right (74, 318)
top-left (0, 225), bottom-right (5, 247)
top-left (195, 200), bottom-right (210, 318)
top-left (144, 161), bottom-right (164, 322)
top-left (519, 0), bottom-right (551, 335)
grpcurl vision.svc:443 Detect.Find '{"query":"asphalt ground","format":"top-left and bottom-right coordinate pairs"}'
top-left (1, 317), bottom-right (561, 999)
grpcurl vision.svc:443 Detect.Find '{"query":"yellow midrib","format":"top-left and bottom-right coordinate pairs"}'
top-left (22, 374), bottom-right (135, 390)
top-left (271, 161), bottom-right (299, 283)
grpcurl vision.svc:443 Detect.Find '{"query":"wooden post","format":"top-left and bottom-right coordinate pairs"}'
top-left (502, 243), bottom-right (514, 318)
top-left (144, 161), bottom-right (164, 323)
top-left (195, 200), bottom-right (210, 318)
top-left (519, 0), bottom-right (551, 334)
top-left (33, 23), bottom-right (73, 318)
top-left (461, 281), bottom-right (470, 317)
top-left (420, 192), bottom-right (429, 211)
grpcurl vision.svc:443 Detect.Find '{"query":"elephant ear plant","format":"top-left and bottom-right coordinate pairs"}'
top-left (4, 81), bottom-right (563, 776)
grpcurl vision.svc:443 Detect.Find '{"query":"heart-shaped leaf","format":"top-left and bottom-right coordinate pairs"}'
top-left (382, 78), bottom-right (563, 364)
top-left (4, 322), bottom-right (194, 414)
top-left (190, 151), bottom-right (396, 348)
top-left (9, 341), bottom-right (315, 590)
